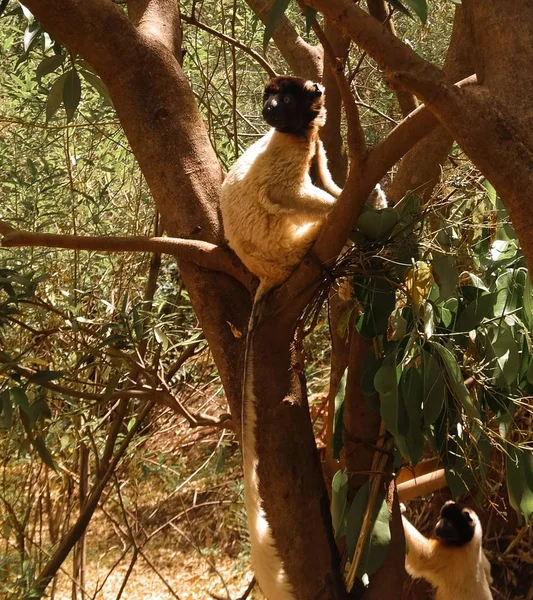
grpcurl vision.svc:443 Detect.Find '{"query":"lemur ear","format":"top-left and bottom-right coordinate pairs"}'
top-left (313, 82), bottom-right (324, 96)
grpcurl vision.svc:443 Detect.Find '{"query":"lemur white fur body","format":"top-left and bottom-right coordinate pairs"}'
top-left (220, 77), bottom-right (340, 600)
top-left (402, 505), bottom-right (493, 600)
top-left (220, 110), bottom-right (339, 299)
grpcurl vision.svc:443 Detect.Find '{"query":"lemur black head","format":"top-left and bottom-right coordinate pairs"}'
top-left (434, 501), bottom-right (476, 547)
top-left (262, 76), bottom-right (326, 135)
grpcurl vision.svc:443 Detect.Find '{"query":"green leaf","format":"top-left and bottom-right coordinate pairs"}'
top-left (46, 72), bottom-right (67, 122)
top-left (482, 178), bottom-right (497, 206)
top-left (506, 446), bottom-right (533, 523)
top-left (345, 482), bottom-right (391, 578)
top-left (33, 435), bottom-right (56, 469)
top-left (387, 0), bottom-right (413, 18)
top-left (421, 301), bottom-right (434, 340)
top-left (11, 387), bottom-right (30, 414)
top-left (485, 324), bottom-right (520, 387)
top-left (331, 468), bottom-right (348, 537)
top-left (375, 353), bottom-right (402, 437)
top-left (333, 369), bottom-right (347, 460)
top-left (80, 69), bottom-right (113, 106)
top-left (263, 0), bottom-right (291, 52)
top-left (345, 482), bottom-right (369, 558)
top-left (524, 275), bottom-right (533, 329)
top-left (354, 278), bottom-right (395, 339)
top-left (24, 22), bottom-right (41, 53)
top-left (421, 350), bottom-right (445, 425)
top-left (36, 54), bottom-right (65, 82)
top-left (29, 370), bottom-right (65, 385)
top-left (360, 495), bottom-right (391, 578)
top-left (431, 342), bottom-right (479, 419)
top-left (455, 292), bottom-right (496, 332)
top-left (402, 0), bottom-right (428, 23)
top-left (305, 7), bottom-right (317, 36)
top-left (357, 207), bottom-right (399, 241)
top-left (63, 69), bottom-right (81, 122)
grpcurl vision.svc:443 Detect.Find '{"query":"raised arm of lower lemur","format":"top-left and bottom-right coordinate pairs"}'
top-left (402, 501), bottom-right (494, 600)
top-left (219, 76), bottom-right (340, 295)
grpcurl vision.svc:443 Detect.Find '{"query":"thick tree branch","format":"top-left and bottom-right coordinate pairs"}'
top-left (126, 0), bottom-right (182, 60)
top-left (0, 222), bottom-right (254, 291)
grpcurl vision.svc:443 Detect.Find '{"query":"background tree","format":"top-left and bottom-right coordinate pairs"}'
top-left (0, 0), bottom-right (532, 599)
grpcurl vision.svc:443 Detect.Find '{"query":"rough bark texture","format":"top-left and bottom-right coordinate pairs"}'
top-left (462, 0), bottom-right (533, 150)
top-left (251, 317), bottom-right (348, 598)
top-left (388, 5), bottom-right (473, 204)
top-left (22, 0), bottom-right (250, 423)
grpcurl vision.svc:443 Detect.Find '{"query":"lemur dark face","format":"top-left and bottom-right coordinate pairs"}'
top-left (262, 76), bottom-right (325, 135)
top-left (434, 501), bottom-right (475, 547)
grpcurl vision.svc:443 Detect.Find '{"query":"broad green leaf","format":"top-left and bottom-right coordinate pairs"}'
top-left (263, 0), bottom-right (291, 52)
top-left (455, 292), bottom-right (496, 332)
top-left (462, 272), bottom-right (488, 291)
top-left (387, 307), bottom-right (407, 341)
top-left (331, 468), bottom-right (348, 537)
top-left (29, 370), bottom-right (65, 385)
top-left (400, 364), bottom-right (422, 422)
top-left (421, 350), bottom-right (445, 425)
top-left (36, 54), bottom-right (65, 82)
top-left (24, 22), bottom-right (41, 53)
top-left (375, 353), bottom-right (402, 437)
top-left (431, 343), bottom-right (479, 419)
top-left (305, 7), bottom-right (317, 36)
top-left (482, 178), bottom-right (497, 206)
top-left (63, 69), bottom-right (81, 122)
top-left (333, 369), bottom-right (347, 460)
top-left (403, 0), bottom-right (428, 23)
top-left (506, 446), bottom-right (533, 523)
top-left (80, 69), bottom-right (113, 106)
top-left (485, 324), bottom-right (520, 387)
top-left (359, 494), bottom-right (391, 578)
top-left (345, 482), bottom-right (391, 578)
top-left (46, 72), bottom-right (67, 122)
top-left (354, 278), bottom-right (395, 339)
top-left (33, 436), bottom-right (56, 469)
top-left (11, 387), bottom-right (30, 414)
top-left (357, 207), bottom-right (399, 241)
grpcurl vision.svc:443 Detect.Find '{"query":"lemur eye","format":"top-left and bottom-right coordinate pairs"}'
top-left (462, 510), bottom-right (473, 522)
top-left (283, 96), bottom-right (291, 104)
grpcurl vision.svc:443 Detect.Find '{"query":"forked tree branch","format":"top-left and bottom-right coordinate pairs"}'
top-left (0, 222), bottom-right (254, 291)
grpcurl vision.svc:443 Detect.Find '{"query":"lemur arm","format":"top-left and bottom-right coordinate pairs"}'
top-left (402, 516), bottom-right (440, 580)
top-left (268, 183), bottom-right (336, 214)
top-left (315, 139), bottom-right (342, 198)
